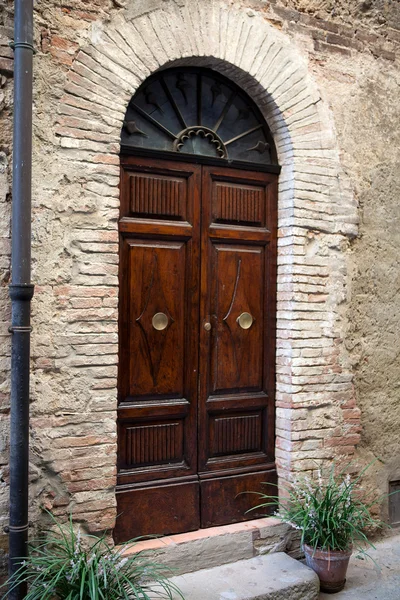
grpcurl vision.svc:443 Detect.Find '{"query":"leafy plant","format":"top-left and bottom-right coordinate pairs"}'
top-left (249, 462), bottom-right (386, 553)
top-left (2, 513), bottom-right (183, 600)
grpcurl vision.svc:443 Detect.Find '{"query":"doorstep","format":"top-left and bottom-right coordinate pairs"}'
top-left (168, 553), bottom-right (320, 600)
top-left (119, 517), bottom-right (302, 576)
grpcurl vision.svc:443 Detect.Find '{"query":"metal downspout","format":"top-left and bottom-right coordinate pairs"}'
top-left (8, 0), bottom-right (34, 598)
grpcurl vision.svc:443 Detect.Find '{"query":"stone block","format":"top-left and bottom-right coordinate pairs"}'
top-left (169, 553), bottom-right (319, 600)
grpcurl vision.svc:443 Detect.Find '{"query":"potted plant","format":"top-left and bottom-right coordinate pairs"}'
top-left (249, 464), bottom-right (385, 594)
top-left (2, 513), bottom-right (183, 599)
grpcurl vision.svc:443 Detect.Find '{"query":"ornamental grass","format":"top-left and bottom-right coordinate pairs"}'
top-left (2, 513), bottom-right (183, 600)
top-left (251, 462), bottom-right (386, 553)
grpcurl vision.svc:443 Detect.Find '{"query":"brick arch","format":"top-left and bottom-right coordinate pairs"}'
top-left (54, 0), bottom-right (359, 529)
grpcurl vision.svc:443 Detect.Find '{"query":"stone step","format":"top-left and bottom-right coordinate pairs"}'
top-left (168, 553), bottom-right (320, 600)
top-left (122, 517), bottom-right (302, 576)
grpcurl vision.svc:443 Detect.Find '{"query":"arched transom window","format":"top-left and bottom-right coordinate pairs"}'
top-left (121, 67), bottom-right (277, 166)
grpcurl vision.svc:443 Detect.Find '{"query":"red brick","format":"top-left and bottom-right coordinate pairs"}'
top-left (92, 154), bottom-right (119, 165)
top-left (0, 46), bottom-right (13, 59)
top-left (337, 24), bottom-right (355, 38)
top-left (342, 408), bottom-right (361, 421)
top-left (372, 46), bottom-right (396, 61)
top-left (53, 435), bottom-right (115, 448)
top-left (387, 27), bottom-right (400, 43)
top-left (34, 358), bottom-right (55, 370)
top-left (271, 5), bottom-right (300, 22)
top-left (67, 477), bottom-right (115, 493)
top-left (40, 29), bottom-right (51, 53)
top-left (325, 434), bottom-right (361, 447)
top-left (0, 57), bottom-right (13, 75)
top-left (51, 36), bottom-right (79, 53)
top-left (76, 509), bottom-right (116, 532)
top-left (314, 40), bottom-right (352, 56)
top-left (62, 465), bottom-right (117, 482)
top-left (298, 13), bottom-right (340, 34)
top-left (69, 11), bottom-right (99, 22)
top-left (355, 28), bottom-right (380, 44)
top-left (326, 33), bottom-right (363, 51)
top-left (335, 445), bottom-right (356, 456)
top-left (49, 48), bottom-right (75, 67)
top-left (55, 126), bottom-right (112, 143)
top-left (70, 297), bottom-right (102, 309)
top-left (72, 499), bottom-right (114, 513)
top-left (0, 25), bottom-right (13, 42)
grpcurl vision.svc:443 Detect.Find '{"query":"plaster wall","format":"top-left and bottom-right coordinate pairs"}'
top-left (0, 0), bottom-right (399, 573)
top-left (279, 4), bottom-right (400, 509)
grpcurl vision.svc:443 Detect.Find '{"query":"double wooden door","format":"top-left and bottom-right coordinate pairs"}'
top-left (115, 155), bottom-right (277, 543)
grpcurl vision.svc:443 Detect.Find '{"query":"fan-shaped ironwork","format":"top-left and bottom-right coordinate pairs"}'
top-left (121, 68), bottom-right (277, 166)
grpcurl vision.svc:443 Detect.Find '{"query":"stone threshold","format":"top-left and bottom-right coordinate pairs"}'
top-left (169, 553), bottom-right (319, 600)
top-left (119, 517), bottom-right (302, 576)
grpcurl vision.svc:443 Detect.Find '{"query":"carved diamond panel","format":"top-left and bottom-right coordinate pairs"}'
top-left (136, 253), bottom-right (174, 386)
top-left (127, 240), bottom-right (186, 397)
top-left (211, 245), bottom-right (264, 393)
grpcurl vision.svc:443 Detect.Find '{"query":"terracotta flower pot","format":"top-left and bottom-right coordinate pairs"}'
top-left (303, 544), bottom-right (352, 594)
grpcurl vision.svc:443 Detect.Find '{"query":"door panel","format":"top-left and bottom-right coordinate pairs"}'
top-left (116, 481), bottom-right (200, 538)
top-left (126, 239), bottom-right (186, 398)
top-left (209, 243), bottom-right (264, 393)
top-left (199, 166), bottom-right (277, 527)
top-left (200, 469), bottom-right (277, 529)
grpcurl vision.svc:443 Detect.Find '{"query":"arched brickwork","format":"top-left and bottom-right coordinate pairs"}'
top-left (47, 0), bottom-right (360, 530)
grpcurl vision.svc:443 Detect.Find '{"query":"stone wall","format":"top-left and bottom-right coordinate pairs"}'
top-left (0, 0), bottom-right (399, 573)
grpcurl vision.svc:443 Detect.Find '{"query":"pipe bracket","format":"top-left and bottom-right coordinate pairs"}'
top-left (9, 41), bottom-right (37, 54)
top-left (8, 326), bottom-right (33, 334)
top-left (8, 524), bottom-right (29, 533)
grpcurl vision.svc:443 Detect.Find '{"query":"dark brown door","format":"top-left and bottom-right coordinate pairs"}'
top-left (115, 156), bottom-right (277, 543)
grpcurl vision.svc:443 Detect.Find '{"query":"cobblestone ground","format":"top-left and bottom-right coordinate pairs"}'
top-left (319, 533), bottom-right (400, 600)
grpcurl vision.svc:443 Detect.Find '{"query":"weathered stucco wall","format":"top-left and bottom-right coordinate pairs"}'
top-left (275, 0), bottom-right (400, 514)
top-left (329, 52), bottom-right (400, 512)
top-left (0, 0), bottom-right (399, 573)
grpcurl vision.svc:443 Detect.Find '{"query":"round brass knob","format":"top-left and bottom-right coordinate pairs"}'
top-left (152, 312), bottom-right (169, 331)
top-left (204, 322), bottom-right (212, 331)
top-left (237, 312), bottom-right (253, 330)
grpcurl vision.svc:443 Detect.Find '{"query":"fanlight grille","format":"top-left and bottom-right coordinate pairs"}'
top-left (121, 67), bottom-right (277, 166)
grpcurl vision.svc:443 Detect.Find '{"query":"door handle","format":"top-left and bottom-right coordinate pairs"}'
top-left (237, 312), bottom-right (253, 329)
top-left (152, 312), bottom-right (169, 330)
top-left (204, 321), bottom-right (212, 331)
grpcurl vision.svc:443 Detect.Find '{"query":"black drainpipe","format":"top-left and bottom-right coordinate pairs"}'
top-left (7, 0), bottom-right (34, 598)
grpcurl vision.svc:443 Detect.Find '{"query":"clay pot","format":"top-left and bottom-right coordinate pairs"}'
top-left (303, 544), bottom-right (352, 593)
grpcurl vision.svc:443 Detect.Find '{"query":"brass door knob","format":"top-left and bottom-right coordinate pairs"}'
top-left (204, 322), bottom-right (212, 331)
top-left (237, 312), bottom-right (253, 330)
top-left (152, 312), bottom-right (169, 331)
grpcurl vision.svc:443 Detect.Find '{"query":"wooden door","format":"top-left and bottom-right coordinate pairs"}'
top-left (115, 156), bottom-right (201, 541)
top-left (198, 166), bottom-right (277, 527)
top-left (115, 156), bottom-right (277, 543)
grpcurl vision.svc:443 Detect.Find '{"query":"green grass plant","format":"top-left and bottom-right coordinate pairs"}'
top-left (2, 513), bottom-right (183, 600)
top-left (250, 462), bottom-right (386, 553)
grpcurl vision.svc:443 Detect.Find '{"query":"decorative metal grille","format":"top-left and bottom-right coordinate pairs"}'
top-left (121, 68), bottom-right (277, 166)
